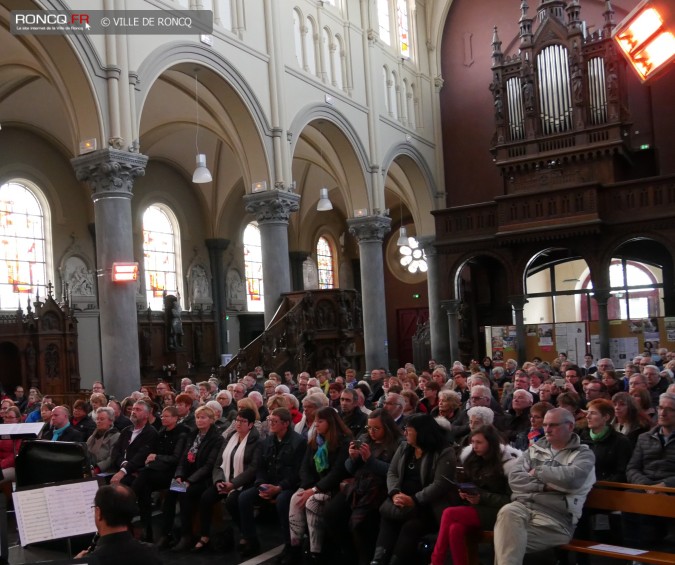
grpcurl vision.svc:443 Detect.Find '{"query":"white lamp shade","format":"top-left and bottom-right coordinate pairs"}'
top-left (397, 226), bottom-right (408, 246)
top-left (193, 154), bottom-right (212, 183)
top-left (317, 187), bottom-right (333, 211)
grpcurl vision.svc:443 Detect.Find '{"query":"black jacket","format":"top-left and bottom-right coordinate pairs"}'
top-left (145, 423), bottom-right (189, 474)
top-left (111, 423), bottom-right (159, 475)
top-left (300, 434), bottom-right (350, 493)
top-left (256, 428), bottom-right (307, 491)
top-left (340, 409), bottom-right (367, 438)
top-left (213, 427), bottom-right (262, 489)
top-left (71, 415), bottom-right (96, 442)
top-left (42, 424), bottom-right (84, 442)
top-left (579, 426), bottom-right (633, 482)
top-left (90, 531), bottom-right (161, 565)
top-left (175, 425), bottom-right (223, 484)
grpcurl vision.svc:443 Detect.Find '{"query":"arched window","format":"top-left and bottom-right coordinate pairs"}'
top-left (316, 236), bottom-right (337, 289)
top-left (293, 9), bottom-right (303, 67)
top-left (378, 0), bottom-right (391, 45)
top-left (305, 16), bottom-right (317, 75)
top-left (0, 181), bottom-right (49, 310)
top-left (322, 27), bottom-right (331, 83)
top-left (397, 0), bottom-right (410, 58)
top-left (142, 205), bottom-right (181, 311)
top-left (244, 223), bottom-right (264, 311)
top-left (334, 34), bottom-right (345, 90)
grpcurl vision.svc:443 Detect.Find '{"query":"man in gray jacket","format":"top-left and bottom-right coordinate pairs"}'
top-left (493, 407), bottom-right (596, 565)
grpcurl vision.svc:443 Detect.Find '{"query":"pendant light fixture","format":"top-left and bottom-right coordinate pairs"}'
top-left (192, 71), bottom-right (212, 183)
top-left (396, 198), bottom-right (408, 246)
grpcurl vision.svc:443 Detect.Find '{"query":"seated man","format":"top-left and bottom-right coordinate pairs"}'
top-left (493, 407), bottom-right (596, 564)
top-left (75, 484), bottom-right (160, 565)
top-left (624, 391), bottom-right (675, 548)
top-left (238, 408), bottom-right (307, 561)
top-left (43, 405), bottom-right (84, 442)
top-left (110, 400), bottom-right (158, 486)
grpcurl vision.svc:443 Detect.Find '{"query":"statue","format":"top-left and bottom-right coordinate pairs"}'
top-left (191, 265), bottom-right (210, 303)
top-left (303, 257), bottom-right (319, 290)
top-left (165, 294), bottom-right (184, 350)
top-left (522, 80), bottom-right (534, 113)
top-left (226, 269), bottom-right (246, 311)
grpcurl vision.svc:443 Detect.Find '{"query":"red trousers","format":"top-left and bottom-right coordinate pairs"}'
top-left (430, 505), bottom-right (481, 565)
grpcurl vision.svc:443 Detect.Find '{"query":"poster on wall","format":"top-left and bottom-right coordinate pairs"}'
top-left (665, 318), bottom-right (675, 342)
top-left (643, 318), bottom-right (660, 350)
top-left (538, 324), bottom-right (554, 348)
top-left (554, 323), bottom-right (587, 364)
top-left (488, 326), bottom-right (517, 363)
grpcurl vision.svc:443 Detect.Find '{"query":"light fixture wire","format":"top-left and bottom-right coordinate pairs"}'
top-left (195, 72), bottom-right (200, 154)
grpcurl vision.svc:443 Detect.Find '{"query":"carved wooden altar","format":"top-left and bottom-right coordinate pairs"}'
top-left (0, 285), bottom-right (80, 397)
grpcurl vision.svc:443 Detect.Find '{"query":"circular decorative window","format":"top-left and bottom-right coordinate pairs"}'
top-left (399, 237), bottom-right (428, 273)
top-left (385, 226), bottom-right (427, 284)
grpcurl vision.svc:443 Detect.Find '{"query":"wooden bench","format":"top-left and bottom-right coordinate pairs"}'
top-left (467, 481), bottom-right (675, 565)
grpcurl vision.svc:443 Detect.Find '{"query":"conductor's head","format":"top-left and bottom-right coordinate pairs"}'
top-left (93, 484), bottom-right (138, 532)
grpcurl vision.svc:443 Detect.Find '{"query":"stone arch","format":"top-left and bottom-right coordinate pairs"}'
top-left (288, 104), bottom-right (371, 212)
top-left (0, 0), bottom-right (106, 155)
top-left (381, 143), bottom-right (437, 237)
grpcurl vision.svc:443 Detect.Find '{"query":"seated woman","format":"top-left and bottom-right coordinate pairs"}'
top-left (88, 393), bottom-right (108, 419)
top-left (86, 407), bottom-right (120, 474)
top-left (288, 406), bottom-right (351, 563)
top-left (71, 399), bottom-right (96, 441)
top-left (432, 390), bottom-right (469, 443)
top-left (431, 425), bottom-right (520, 565)
top-left (611, 392), bottom-right (651, 447)
top-left (0, 406), bottom-right (22, 483)
top-left (401, 390), bottom-right (419, 418)
top-left (630, 387), bottom-right (657, 424)
top-left (323, 409), bottom-right (403, 565)
top-left (22, 388), bottom-right (42, 420)
top-left (371, 414), bottom-right (457, 565)
top-left (194, 408), bottom-right (261, 554)
top-left (557, 392), bottom-right (588, 433)
top-left (160, 406), bottom-right (224, 551)
top-left (523, 401), bottom-right (554, 449)
top-left (581, 399), bottom-right (633, 481)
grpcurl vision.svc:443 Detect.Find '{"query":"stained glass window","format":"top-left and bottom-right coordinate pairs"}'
top-left (399, 236), bottom-right (427, 274)
top-left (0, 181), bottom-right (47, 310)
top-left (317, 236), bottom-right (336, 289)
top-left (397, 0), bottom-right (410, 58)
top-left (244, 223), bottom-right (264, 311)
top-left (378, 0), bottom-right (391, 45)
top-left (143, 205), bottom-right (180, 310)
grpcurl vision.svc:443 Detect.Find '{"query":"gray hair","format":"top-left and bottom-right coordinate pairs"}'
top-left (275, 384), bottom-right (290, 395)
top-left (307, 386), bottom-right (324, 397)
top-left (303, 393), bottom-right (329, 409)
top-left (205, 400), bottom-right (223, 417)
top-left (471, 385), bottom-right (492, 400)
top-left (598, 358), bottom-right (615, 370)
top-left (185, 384), bottom-right (199, 395)
top-left (492, 366), bottom-right (505, 376)
top-left (248, 391), bottom-right (263, 407)
top-left (467, 406), bottom-right (494, 425)
top-left (95, 406), bottom-right (115, 421)
top-left (439, 389), bottom-right (461, 403)
top-left (216, 390), bottom-right (232, 404)
top-left (548, 407), bottom-right (575, 426)
top-left (659, 392), bottom-right (675, 405)
top-left (513, 389), bottom-right (534, 404)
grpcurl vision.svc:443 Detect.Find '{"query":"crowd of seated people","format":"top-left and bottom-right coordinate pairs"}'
top-left (0, 349), bottom-right (674, 564)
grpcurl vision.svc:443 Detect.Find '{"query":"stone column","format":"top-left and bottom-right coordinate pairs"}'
top-left (72, 149), bottom-right (147, 399)
top-left (347, 215), bottom-right (391, 370)
top-left (418, 236), bottom-right (449, 365)
top-left (508, 295), bottom-right (529, 364)
top-left (594, 290), bottom-right (611, 359)
top-left (243, 190), bottom-right (300, 326)
top-left (206, 238), bottom-right (230, 355)
top-left (441, 300), bottom-right (462, 363)
top-left (289, 251), bottom-right (309, 291)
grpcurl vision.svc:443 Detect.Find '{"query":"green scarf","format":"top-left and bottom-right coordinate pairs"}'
top-left (589, 425), bottom-right (610, 442)
top-left (314, 435), bottom-right (329, 473)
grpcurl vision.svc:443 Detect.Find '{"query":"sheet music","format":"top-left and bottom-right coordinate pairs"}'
top-left (13, 489), bottom-right (53, 545)
top-left (13, 479), bottom-right (98, 546)
top-left (0, 422), bottom-right (45, 439)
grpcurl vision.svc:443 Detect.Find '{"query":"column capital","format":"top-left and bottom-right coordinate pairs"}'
top-left (205, 238), bottom-right (231, 251)
top-left (508, 295), bottom-right (529, 310)
top-left (441, 299), bottom-right (462, 315)
top-left (243, 190), bottom-right (300, 224)
top-left (593, 290), bottom-right (611, 305)
top-left (417, 235), bottom-right (437, 256)
top-left (72, 149), bottom-right (148, 200)
top-left (347, 215), bottom-right (391, 243)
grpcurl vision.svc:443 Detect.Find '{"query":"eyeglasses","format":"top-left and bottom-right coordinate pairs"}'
top-left (657, 406), bottom-right (675, 414)
top-left (267, 417), bottom-right (281, 424)
top-left (365, 425), bottom-right (382, 432)
top-left (543, 422), bottom-right (563, 428)
top-left (235, 418), bottom-right (250, 424)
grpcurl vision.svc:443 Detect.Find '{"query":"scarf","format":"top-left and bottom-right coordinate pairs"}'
top-left (221, 430), bottom-right (250, 486)
top-left (313, 434), bottom-right (329, 474)
top-left (589, 425), bottom-right (610, 442)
